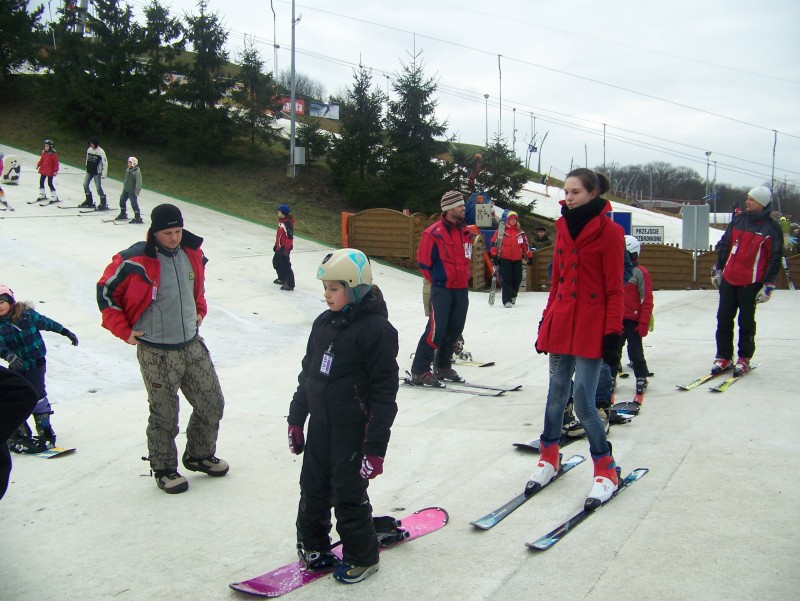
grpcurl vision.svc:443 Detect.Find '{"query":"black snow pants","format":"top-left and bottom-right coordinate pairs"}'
top-left (411, 286), bottom-right (469, 373)
top-left (715, 280), bottom-right (760, 360)
top-left (296, 419), bottom-right (378, 567)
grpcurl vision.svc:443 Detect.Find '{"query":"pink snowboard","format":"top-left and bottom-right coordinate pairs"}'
top-left (229, 507), bottom-right (449, 597)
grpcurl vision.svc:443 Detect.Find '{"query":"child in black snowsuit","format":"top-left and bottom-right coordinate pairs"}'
top-left (287, 248), bottom-right (399, 585)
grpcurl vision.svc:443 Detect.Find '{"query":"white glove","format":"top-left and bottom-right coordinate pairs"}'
top-left (711, 267), bottom-right (722, 289)
top-left (755, 283), bottom-right (775, 304)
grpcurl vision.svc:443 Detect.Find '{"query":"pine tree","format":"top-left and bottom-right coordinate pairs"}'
top-left (327, 65), bottom-right (386, 208)
top-left (141, 0), bottom-right (185, 99)
top-left (0, 0), bottom-right (45, 86)
top-left (232, 36), bottom-right (278, 145)
top-left (384, 52), bottom-right (448, 213)
top-left (477, 135), bottom-right (530, 209)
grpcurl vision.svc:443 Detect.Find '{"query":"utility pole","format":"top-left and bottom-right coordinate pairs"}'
top-left (288, 0), bottom-right (300, 178)
top-left (483, 94), bottom-right (489, 146)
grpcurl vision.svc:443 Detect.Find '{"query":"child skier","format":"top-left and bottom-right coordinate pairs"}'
top-left (490, 210), bottom-right (532, 307)
top-left (0, 285), bottom-right (79, 452)
top-left (287, 248), bottom-right (399, 584)
top-left (36, 139), bottom-right (59, 202)
top-left (618, 235), bottom-right (654, 402)
top-left (273, 204), bottom-right (296, 290)
top-left (116, 157), bottom-right (143, 224)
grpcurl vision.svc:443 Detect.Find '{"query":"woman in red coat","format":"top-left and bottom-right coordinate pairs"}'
top-left (530, 168), bottom-right (625, 508)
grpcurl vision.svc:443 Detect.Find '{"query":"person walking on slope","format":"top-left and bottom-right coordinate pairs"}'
top-left (711, 186), bottom-right (783, 376)
top-left (616, 235), bottom-right (653, 401)
top-left (115, 157), bottom-right (143, 224)
top-left (531, 168), bottom-right (624, 508)
top-left (410, 190), bottom-right (475, 386)
top-left (97, 204), bottom-right (229, 494)
top-left (0, 285), bottom-right (79, 452)
top-left (288, 248), bottom-right (399, 584)
top-left (36, 139), bottom-right (59, 202)
top-left (273, 204), bottom-right (296, 291)
top-left (79, 136), bottom-right (109, 210)
top-left (490, 210), bottom-right (532, 308)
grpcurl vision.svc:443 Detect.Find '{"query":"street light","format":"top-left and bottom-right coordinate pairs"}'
top-left (288, 0), bottom-right (301, 178)
top-left (512, 108), bottom-right (516, 157)
top-left (705, 151), bottom-right (711, 198)
top-left (483, 94), bottom-right (489, 146)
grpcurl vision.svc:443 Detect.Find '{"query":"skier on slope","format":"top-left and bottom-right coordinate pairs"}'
top-left (79, 136), bottom-right (109, 211)
top-left (287, 248), bottom-right (399, 584)
top-left (409, 190), bottom-right (475, 386)
top-left (711, 186), bottom-right (783, 376)
top-left (35, 139), bottom-right (59, 202)
top-left (532, 168), bottom-right (624, 508)
top-left (490, 210), bottom-right (532, 308)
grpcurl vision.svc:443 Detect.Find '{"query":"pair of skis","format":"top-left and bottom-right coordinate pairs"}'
top-left (401, 372), bottom-right (521, 397)
top-left (471, 454), bottom-right (648, 550)
top-left (677, 363), bottom-right (759, 392)
top-left (0, 198), bottom-right (15, 211)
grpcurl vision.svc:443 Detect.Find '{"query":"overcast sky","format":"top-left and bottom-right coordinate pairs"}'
top-left (66, 0), bottom-right (800, 192)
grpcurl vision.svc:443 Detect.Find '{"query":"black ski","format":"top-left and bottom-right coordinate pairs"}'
top-left (401, 378), bottom-right (504, 397)
top-left (57, 205), bottom-right (88, 210)
top-left (526, 467), bottom-right (649, 551)
top-left (28, 198), bottom-right (48, 204)
top-left (39, 199), bottom-right (61, 206)
top-left (514, 434), bottom-right (581, 452)
top-left (445, 380), bottom-right (521, 392)
top-left (471, 454), bottom-right (586, 530)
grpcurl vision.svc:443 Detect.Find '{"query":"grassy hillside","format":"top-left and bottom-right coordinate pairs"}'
top-left (0, 77), bottom-right (347, 247)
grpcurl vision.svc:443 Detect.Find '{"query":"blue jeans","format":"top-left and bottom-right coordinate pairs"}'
top-left (543, 354), bottom-right (610, 456)
top-left (83, 173), bottom-right (105, 197)
top-left (595, 361), bottom-right (614, 408)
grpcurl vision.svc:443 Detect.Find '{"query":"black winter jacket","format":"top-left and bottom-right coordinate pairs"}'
top-left (288, 286), bottom-right (399, 457)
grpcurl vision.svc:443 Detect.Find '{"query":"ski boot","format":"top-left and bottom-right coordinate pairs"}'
top-left (115, 210), bottom-right (129, 221)
top-left (733, 357), bottom-right (751, 377)
top-left (433, 366), bottom-right (464, 382)
top-left (585, 443), bottom-right (619, 510)
top-left (37, 189), bottom-right (47, 201)
top-left (78, 194), bottom-right (94, 209)
top-left (7, 422), bottom-right (46, 453)
top-left (526, 439), bottom-right (561, 494)
top-left (408, 371), bottom-right (443, 387)
top-left (33, 412), bottom-right (56, 449)
top-left (711, 357), bottom-right (732, 375)
top-left (129, 214), bottom-right (144, 224)
top-left (297, 544), bottom-right (339, 572)
top-left (97, 199), bottom-right (110, 211)
top-left (634, 377), bottom-right (648, 405)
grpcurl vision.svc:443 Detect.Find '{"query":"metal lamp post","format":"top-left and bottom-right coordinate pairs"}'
top-left (288, 0), bottom-right (300, 178)
top-left (483, 94), bottom-right (489, 146)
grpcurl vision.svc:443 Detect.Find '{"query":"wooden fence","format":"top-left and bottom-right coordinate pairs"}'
top-left (344, 210), bottom-right (798, 291)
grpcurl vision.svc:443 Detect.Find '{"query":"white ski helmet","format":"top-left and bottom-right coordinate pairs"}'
top-left (625, 235), bottom-right (641, 256)
top-left (317, 248), bottom-right (373, 303)
top-left (128, 156), bottom-right (139, 167)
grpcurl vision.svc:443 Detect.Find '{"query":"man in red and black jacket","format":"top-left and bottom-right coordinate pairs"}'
top-left (711, 186), bottom-right (783, 376)
top-left (410, 190), bottom-right (474, 385)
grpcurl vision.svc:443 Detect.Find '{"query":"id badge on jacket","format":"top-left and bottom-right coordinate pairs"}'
top-left (320, 344), bottom-right (334, 376)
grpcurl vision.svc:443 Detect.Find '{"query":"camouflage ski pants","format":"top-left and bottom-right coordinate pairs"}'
top-left (136, 337), bottom-right (225, 472)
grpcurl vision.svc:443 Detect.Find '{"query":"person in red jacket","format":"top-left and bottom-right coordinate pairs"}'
top-left (97, 204), bottom-right (229, 495)
top-left (410, 190), bottom-right (474, 386)
top-left (530, 168), bottom-right (624, 508)
top-left (618, 235), bottom-right (653, 400)
top-left (711, 186), bottom-right (783, 376)
top-left (273, 204), bottom-right (295, 291)
top-left (490, 210), bottom-right (532, 308)
top-left (36, 139), bottom-right (59, 202)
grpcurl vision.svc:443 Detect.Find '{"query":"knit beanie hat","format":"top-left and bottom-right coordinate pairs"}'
top-left (278, 204), bottom-right (291, 216)
top-left (0, 284), bottom-right (15, 305)
top-left (150, 204), bottom-right (183, 233)
top-left (440, 190), bottom-right (465, 212)
top-left (747, 186), bottom-right (772, 209)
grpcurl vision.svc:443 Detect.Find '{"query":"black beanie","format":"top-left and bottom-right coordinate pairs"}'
top-left (150, 204), bottom-right (183, 232)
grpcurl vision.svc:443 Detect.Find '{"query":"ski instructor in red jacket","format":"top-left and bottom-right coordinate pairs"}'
top-left (530, 168), bottom-right (625, 509)
top-left (409, 190), bottom-right (474, 386)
